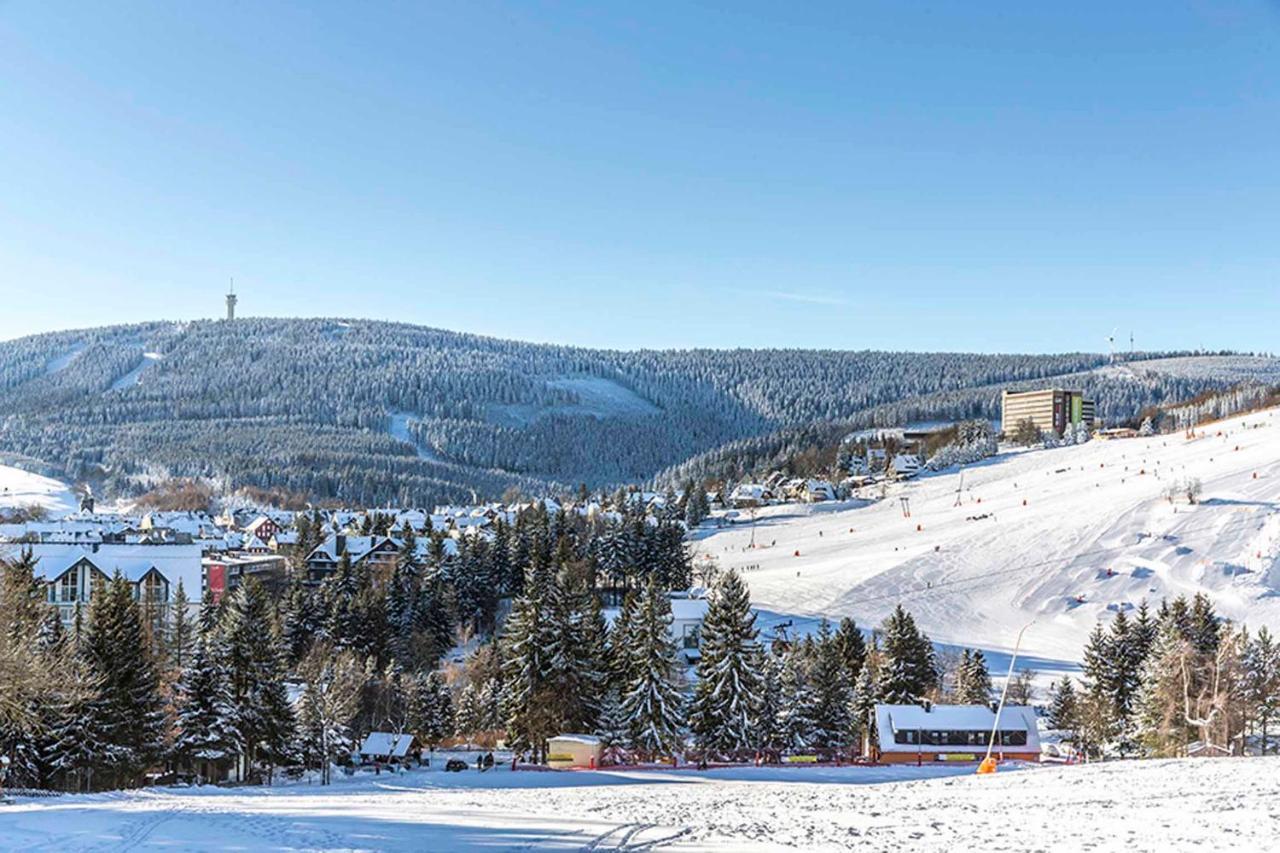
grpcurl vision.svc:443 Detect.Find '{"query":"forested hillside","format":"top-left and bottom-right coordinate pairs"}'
top-left (0, 318), bottom-right (1271, 505)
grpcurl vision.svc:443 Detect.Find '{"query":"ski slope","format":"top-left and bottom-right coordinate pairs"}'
top-left (0, 464), bottom-right (77, 516)
top-left (1, 757), bottom-right (1275, 851)
top-left (692, 407), bottom-right (1280, 668)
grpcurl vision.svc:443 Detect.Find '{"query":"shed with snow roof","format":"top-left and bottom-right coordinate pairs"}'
top-left (873, 704), bottom-right (1040, 763)
top-left (546, 734), bottom-right (602, 769)
top-left (358, 731), bottom-right (421, 763)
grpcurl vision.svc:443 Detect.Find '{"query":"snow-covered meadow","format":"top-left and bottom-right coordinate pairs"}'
top-left (0, 463), bottom-right (77, 516)
top-left (692, 407), bottom-right (1280, 669)
top-left (2, 757), bottom-right (1277, 851)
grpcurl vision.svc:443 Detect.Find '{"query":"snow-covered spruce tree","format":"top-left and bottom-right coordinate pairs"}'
top-left (386, 533), bottom-right (422, 667)
top-left (408, 671), bottom-right (453, 750)
top-left (77, 571), bottom-right (167, 789)
top-left (688, 569), bottom-right (763, 761)
top-left (1138, 416), bottom-right (1155, 437)
top-left (0, 548), bottom-right (57, 788)
top-left (834, 617), bottom-right (866, 689)
top-left (955, 649), bottom-right (993, 705)
top-left (452, 683), bottom-right (481, 746)
top-left (280, 574), bottom-right (320, 666)
top-left (1134, 619), bottom-right (1190, 756)
top-left (1080, 621), bottom-right (1118, 752)
top-left (569, 587), bottom-right (611, 732)
top-left (1046, 677), bottom-right (1080, 738)
top-left (808, 619), bottom-right (853, 756)
top-left (498, 558), bottom-right (563, 762)
top-left (620, 576), bottom-right (684, 761)
top-left (221, 580), bottom-right (296, 781)
top-left (167, 579), bottom-right (193, 673)
top-left (849, 650), bottom-right (881, 755)
top-left (41, 648), bottom-right (103, 792)
top-left (877, 605), bottom-right (938, 704)
top-left (752, 651), bottom-right (787, 762)
top-left (1243, 627), bottom-right (1280, 754)
top-left (171, 624), bottom-right (238, 783)
top-left (778, 647), bottom-right (815, 753)
top-left (594, 686), bottom-right (631, 766)
top-left (1105, 609), bottom-right (1145, 754)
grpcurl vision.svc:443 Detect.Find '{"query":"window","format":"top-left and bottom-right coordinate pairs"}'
top-left (682, 624), bottom-right (701, 650)
top-left (893, 729), bottom-right (1027, 747)
top-left (59, 566), bottom-right (79, 603)
top-left (143, 572), bottom-right (166, 604)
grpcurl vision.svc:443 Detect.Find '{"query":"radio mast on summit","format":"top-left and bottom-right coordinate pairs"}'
top-left (226, 278), bottom-right (238, 321)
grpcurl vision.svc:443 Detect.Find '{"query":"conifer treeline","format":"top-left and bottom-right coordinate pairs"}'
top-left (1047, 595), bottom-right (1280, 757)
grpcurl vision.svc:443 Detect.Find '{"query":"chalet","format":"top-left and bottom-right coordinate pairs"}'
top-left (303, 534), bottom-right (401, 584)
top-left (891, 454), bottom-right (923, 479)
top-left (11, 542), bottom-right (203, 624)
top-left (243, 515), bottom-right (283, 543)
top-left (872, 704), bottom-right (1040, 764)
top-left (728, 483), bottom-right (773, 508)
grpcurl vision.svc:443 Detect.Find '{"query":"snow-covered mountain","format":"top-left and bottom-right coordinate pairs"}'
top-left (692, 406), bottom-right (1280, 668)
top-left (1, 318), bottom-right (1273, 506)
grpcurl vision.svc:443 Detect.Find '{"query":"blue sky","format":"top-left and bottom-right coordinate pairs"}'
top-left (1, 1), bottom-right (1277, 352)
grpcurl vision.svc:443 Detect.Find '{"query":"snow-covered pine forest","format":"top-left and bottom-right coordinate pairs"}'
top-left (2, 318), bottom-right (1275, 507)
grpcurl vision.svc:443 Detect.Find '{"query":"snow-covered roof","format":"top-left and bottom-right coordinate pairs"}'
top-left (875, 704), bottom-right (1040, 753)
top-left (670, 597), bottom-right (710, 623)
top-left (548, 734), bottom-right (600, 746)
top-left (13, 542), bottom-right (203, 596)
top-left (359, 731), bottom-right (417, 758)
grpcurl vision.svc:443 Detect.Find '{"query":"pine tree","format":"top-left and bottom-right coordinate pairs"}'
top-left (834, 617), bottom-right (866, 688)
top-left (594, 686), bottom-right (631, 766)
top-left (168, 580), bottom-right (193, 672)
top-left (877, 605), bottom-right (937, 704)
top-left (221, 580), bottom-right (296, 781)
top-left (849, 655), bottom-right (880, 754)
top-left (620, 577), bottom-right (684, 760)
top-left (1046, 677), bottom-right (1079, 737)
top-left (408, 671), bottom-right (453, 749)
top-left (778, 648), bottom-right (815, 752)
top-left (1244, 627), bottom-right (1280, 754)
top-left (808, 619), bottom-right (853, 755)
top-left (689, 570), bottom-right (763, 760)
top-left (171, 627), bottom-right (238, 783)
top-left (955, 649), bottom-right (993, 705)
top-left (81, 571), bottom-right (166, 789)
top-left (752, 651), bottom-right (787, 761)
top-left (498, 561), bottom-right (562, 762)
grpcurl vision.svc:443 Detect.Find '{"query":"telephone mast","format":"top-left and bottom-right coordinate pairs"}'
top-left (226, 277), bottom-right (238, 321)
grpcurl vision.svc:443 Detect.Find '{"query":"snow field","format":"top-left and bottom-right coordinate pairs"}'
top-left (2, 757), bottom-right (1277, 851)
top-left (0, 464), bottom-right (77, 515)
top-left (691, 408), bottom-right (1280, 668)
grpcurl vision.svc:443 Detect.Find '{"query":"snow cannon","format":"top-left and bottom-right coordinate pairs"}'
top-left (976, 757), bottom-right (998, 775)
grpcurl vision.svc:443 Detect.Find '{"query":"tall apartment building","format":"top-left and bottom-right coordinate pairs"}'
top-left (1001, 388), bottom-right (1095, 436)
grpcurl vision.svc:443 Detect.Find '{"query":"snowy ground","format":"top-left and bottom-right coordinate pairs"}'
top-left (2, 757), bottom-right (1277, 851)
top-left (692, 407), bottom-right (1280, 669)
top-left (0, 463), bottom-right (77, 515)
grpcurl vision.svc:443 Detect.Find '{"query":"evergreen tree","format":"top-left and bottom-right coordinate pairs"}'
top-left (408, 671), bottom-right (453, 749)
top-left (752, 651), bottom-right (787, 761)
top-left (808, 619), bottom-right (853, 755)
top-left (778, 648), bottom-right (815, 752)
top-left (689, 570), bottom-right (763, 760)
top-left (1244, 627), bottom-right (1280, 754)
top-left (171, 626), bottom-right (238, 783)
top-left (834, 617), bottom-right (866, 689)
top-left (620, 577), bottom-right (684, 760)
top-left (955, 649), bottom-right (993, 705)
top-left (221, 580), bottom-right (296, 781)
top-left (81, 571), bottom-right (166, 788)
top-left (168, 580), bottom-right (194, 672)
top-left (877, 605), bottom-right (937, 704)
top-left (1046, 677), bottom-right (1080, 738)
top-left (849, 655), bottom-right (880, 754)
top-left (594, 686), bottom-right (631, 767)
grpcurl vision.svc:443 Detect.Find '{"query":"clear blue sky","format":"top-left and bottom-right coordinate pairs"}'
top-left (1, 2), bottom-right (1277, 352)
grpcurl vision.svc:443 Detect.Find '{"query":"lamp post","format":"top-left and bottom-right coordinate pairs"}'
top-left (978, 620), bottom-right (1035, 775)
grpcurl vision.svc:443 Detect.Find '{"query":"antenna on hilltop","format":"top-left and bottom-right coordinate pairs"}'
top-left (1107, 327), bottom-right (1117, 363)
top-left (226, 277), bottom-right (238, 322)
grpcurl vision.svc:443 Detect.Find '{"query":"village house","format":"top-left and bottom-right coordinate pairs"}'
top-left (871, 704), bottom-right (1041, 764)
top-left (9, 542), bottom-right (203, 625)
